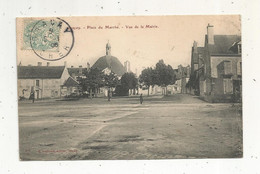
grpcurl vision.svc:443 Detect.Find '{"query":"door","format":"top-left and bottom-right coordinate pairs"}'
top-left (36, 90), bottom-right (39, 99)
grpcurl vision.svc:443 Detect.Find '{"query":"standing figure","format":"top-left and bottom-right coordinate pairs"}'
top-left (234, 87), bottom-right (240, 103)
top-left (140, 93), bottom-right (143, 104)
top-left (30, 91), bottom-right (35, 103)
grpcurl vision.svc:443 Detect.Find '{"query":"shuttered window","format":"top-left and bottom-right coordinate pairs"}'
top-left (224, 61), bottom-right (232, 74)
top-left (223, 79), bottom-right (233, 94)
top-left (203, 80), bottom-right (206, 93)
top-left (36, 80), bottom-right (39, 87)
top-left (237, 62), bottom-right (242, 75)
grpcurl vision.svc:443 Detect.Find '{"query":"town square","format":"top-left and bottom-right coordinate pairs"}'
top-left (16, 16), bottom-right (242, 160)
top-left (19, 94), bottom-right (242, 160)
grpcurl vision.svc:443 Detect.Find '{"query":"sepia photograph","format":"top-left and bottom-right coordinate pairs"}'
top-left (16, 15), bottom-right (242, 161)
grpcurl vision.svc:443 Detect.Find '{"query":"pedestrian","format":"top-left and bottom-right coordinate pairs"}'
top-left (29, 91), bottom-right (35, 103)
top-left (234, 87), bottom-right (240, 103)
top-left (140, 93), bottom-right (143, 104)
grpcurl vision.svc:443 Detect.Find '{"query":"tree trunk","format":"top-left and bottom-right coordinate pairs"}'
top-left (94, 88), bottom-right (97, 98)
top-left (108, 88), bottom-right (111, 101)
top-left (165, 86), bottom-right (168, 96)
top-left (90, 88), bottom-right (93, 99)
top-left (147, 86), bottom-right (150, 96)
top-left (162, 87), bottom-right (164, 95)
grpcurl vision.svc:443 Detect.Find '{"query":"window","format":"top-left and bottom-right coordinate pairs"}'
top-left (223, 79), bottom-right (233, 94)
top-left (237, 62), bottom-right (242, 75)
top-left (238, 43), bottom-right (242, 54)
top-left (36, 80), bottom-right (40, 87)
top-left (203, 80), bottom-right (206, 93)
top-left (224, 61), bottom-right (232, 74)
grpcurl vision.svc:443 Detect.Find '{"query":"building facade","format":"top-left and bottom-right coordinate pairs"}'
top-left (188, 24), bottom-right (242, 102)
top-left (174, 65), bottom-right (191, 94)
top-left (18, 63), bottom-right (70, 99)
top-left (61, 76), bottom-right (80, 97)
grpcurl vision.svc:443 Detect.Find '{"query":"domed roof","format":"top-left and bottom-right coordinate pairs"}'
top-left (92, 55), bottom-right (126, 76)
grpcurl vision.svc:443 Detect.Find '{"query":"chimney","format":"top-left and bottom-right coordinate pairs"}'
top-left (207, 23), bottom-right (214, 45)
top-left (37, 62), bottom-right (42, 66)
top-left (193, 41), bottom-right (198, 54)
top-left (178, 65), bottom-right (183, 75)
top-left (47, 62), bottom-right (50, 67)
top-left (79, 65), bottom-right (82, 75)
top-left (124, 61), bottom-right (127, 72)
top-left (124, 61), bottom-right (131, 72)
top-left (87, 62), bottom-right (90, 70)
top-left (71, 66), bottom-right (74, 68)
top-left (64, 61), bottom-right (67, 67)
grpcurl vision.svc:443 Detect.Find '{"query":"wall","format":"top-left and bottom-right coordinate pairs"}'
top-left (18, 79), bottom-right (34, 99)
top-left (212, 78), bottom-right (224, 95)
top-left (210, 56), bottom-right (242, 78)
top-left (18, 78), bottom-right (63, 99)
top-left (41, 79), bottom-right (61, 98)
top-left (60, 67), bottom-right (71, 85)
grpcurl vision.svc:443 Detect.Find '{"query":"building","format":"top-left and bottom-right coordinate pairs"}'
top-left (92, 42), bottom-right (126, 76)
top-left (18, 62), bottom-right (70, 99)
top-left (187, 41), bottom-right (205, 95)
top-left (67, 65), bottom-right (87, 80)
top-left (61, 76), bottom-right (80, 96)
top-left (173, 65), bottom-right (191, 94)
top-left (91, 42), bottom-right (126, 96)
top-left (188, 24), bottom-right (242, 102)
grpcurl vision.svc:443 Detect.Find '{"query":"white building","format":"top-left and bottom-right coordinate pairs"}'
top-left (18, 63), bottom-right (70, 99)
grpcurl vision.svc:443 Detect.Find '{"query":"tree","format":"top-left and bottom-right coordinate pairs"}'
top-left (78, 68), bottom-right (104, 99)
top-left (103, 72), bottom-right (119, 89)
top-left (121, 72), bottom-right (138, 95)
top-left (103, 72), bottom-right (120, 99)
top-left (139, 67), bottom-right (153, 96)
top-left (114, 84), bottom-right (129, 96)
top-left (155, 59), bottom-right (176, 95)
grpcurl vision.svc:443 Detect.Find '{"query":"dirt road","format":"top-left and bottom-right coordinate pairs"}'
top-left (18, 94), bottom-right (242, 160)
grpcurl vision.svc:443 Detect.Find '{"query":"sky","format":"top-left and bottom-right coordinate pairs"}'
top-left (17, 15), bottom-right (241, 75)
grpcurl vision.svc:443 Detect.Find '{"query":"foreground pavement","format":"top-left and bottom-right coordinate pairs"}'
top-left (18, 94), bottom-right (242, 160)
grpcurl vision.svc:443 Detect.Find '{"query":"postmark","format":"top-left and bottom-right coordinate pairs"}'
top-left (27, 17), bottom-right (74, 61)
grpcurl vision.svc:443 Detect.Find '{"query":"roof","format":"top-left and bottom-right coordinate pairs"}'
top-left (67, 68), bottom-right (84, 77)
top-left (197, 47), bottom-right (204, 54)
top-left (207, 35), bottom-right (241, 55)
top-left (92, 55), bottom-right (126, 76)
top-left (18, 66), bottom-right (65, 79)
top-left (63, 76), bottom-right (79, 87)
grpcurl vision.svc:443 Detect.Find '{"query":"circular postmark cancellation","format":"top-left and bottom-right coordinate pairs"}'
top-left (29, 17), bottom-right (74, 61)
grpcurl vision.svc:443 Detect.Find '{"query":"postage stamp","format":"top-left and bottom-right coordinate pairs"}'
top-left (22, 17), bottom-right (74, 61)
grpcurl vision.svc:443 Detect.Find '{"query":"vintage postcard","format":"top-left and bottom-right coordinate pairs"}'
top-left (16, 15), bottom-right (242, 160)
